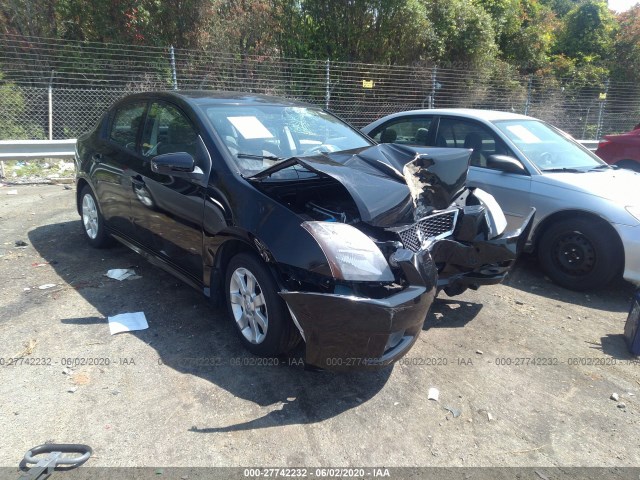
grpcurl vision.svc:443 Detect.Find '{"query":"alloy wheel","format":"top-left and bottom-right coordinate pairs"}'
top-left (82, 193), bottom-right (99, 240)
top-left (229, 267), bottom-right (268, 344)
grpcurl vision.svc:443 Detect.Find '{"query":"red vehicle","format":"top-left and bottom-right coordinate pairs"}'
top-left (595, 126), bottom-right (640, 172)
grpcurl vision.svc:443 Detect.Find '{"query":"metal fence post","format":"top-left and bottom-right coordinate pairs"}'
top-left (48, 70), bottom-right (55, 140)
top-left (429, 66), bottom-right (437, 109)
top-left (524, 74), bottom-right (533, 116)
top-left (170, 45), bottom-right (178, 90)
top-left (596, 78), bottom-right (610, 139)
top-left (325, 59), bottom-right (330, 110)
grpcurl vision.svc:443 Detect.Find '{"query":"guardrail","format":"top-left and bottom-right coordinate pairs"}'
top-left (0, 137), bottom-right (599, 162)
top-left (577, 140), bottom-right (599, 151)
top-left (0, 139), bottom-right (77, 160)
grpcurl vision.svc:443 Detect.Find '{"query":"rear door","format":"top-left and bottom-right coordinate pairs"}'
top-left (92, 101), bottom-right (147, 239)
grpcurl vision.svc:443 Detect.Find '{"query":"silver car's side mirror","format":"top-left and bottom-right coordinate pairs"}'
top-left (487, 154), bottom-right (528, 175)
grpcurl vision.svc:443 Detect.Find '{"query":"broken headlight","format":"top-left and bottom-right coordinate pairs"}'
top-left (302, 221), bottom-right (395, 282)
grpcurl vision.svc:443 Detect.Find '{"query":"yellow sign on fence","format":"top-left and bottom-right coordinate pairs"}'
top-left (362, 79), bottom-right (374, 89)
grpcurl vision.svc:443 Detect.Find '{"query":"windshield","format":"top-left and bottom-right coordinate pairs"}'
top-left (493, 120), bottom-right (605, 171)
top-left (201, 104), bottom-right (372, 174)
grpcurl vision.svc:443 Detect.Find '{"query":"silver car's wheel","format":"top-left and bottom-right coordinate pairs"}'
top-left (229, 267), bottom-right (268, 344)
top-left (224, 253), bottom-right (300, 357)
top-left (538, 218), bottom-right (621, 291)
top-left (82, 193), bottom-right (99, 239)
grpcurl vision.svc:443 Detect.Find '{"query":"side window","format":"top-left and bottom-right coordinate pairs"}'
top-left (109, 102), bottom-right (146, 152)
top-left (436, 118), bottom-right (509, 168)
top-left (141, 103), bottom-right (198, 158)
top-left (372, 117), bottom-right (432, 145)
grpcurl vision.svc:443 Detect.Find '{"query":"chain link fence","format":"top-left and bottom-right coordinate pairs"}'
top-left (1, 34), bottom-right (639, 141)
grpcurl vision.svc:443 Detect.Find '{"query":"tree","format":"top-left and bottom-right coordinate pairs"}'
top-left (424, 0), bottom-right (499, 66)
top-left (479, 0), bottom-right (557, 72)
top-left (554, 0), bottom-right (618, 65)
top-left (612, 4), bottom-right (640, 83)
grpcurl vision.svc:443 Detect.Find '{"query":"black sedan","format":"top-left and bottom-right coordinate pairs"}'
top-left (75, 91), bottom-right (533, 370)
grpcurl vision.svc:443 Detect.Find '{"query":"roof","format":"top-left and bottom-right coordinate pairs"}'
top-left (394, 108), bottom-right (534, 121)
top-left (169, 90), bottom-right (314, 108)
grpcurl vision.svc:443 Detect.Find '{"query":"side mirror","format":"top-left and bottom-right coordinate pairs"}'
top-left (487, 154), bottom-right (528, 175)
top-left (151, 152), bottom-right (195, 175)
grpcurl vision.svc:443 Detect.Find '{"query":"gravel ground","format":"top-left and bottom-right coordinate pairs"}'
top-left (0, 184), bottom-right (639, 470)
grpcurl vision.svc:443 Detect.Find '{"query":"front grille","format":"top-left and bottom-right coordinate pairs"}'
top-left (395, 210), bottom-right (458, 252)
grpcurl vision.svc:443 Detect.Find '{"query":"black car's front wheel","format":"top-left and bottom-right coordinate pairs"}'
top-left (538, 218), bottom-right (621, 291)
top-left (80, 186), bottom-right (112, 248)
top-left (225, 253), bottom-right (300, 356)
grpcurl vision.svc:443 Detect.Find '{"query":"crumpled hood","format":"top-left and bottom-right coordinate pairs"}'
top-left (250, 144), bottom-right (471, 227)
top-left (537, 168), bottom-right (640, 206)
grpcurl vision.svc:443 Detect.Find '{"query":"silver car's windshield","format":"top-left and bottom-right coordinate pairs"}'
top-left (201, 104), bottom-right (371, 175)
top-left (493, 120), bottom-right (605, 171)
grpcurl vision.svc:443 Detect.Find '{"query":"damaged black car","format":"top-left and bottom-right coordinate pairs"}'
top-left (75, 91), bottom-right (534, 370)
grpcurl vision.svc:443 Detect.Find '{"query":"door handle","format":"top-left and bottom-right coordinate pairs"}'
top-left (92, 153), bottom-right (103, 163)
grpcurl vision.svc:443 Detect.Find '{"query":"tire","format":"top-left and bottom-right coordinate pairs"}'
top-left (538, 218), bottom-right (621, 291)
top-left (225, 252), bottom-right (300, 356)
top-left (79, 185), bottom-right (112, 248)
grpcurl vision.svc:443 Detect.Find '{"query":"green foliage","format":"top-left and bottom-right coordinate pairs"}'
top-left (424, 0), bottom-right (498, 65)
top-left (612, 5), bottom-right (640, 83)
top-left (554, 0), bottom-right (617, 64)
top-left (0, 74), bottom-right (45, 140)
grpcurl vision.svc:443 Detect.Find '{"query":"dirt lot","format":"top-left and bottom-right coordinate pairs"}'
top-left (1, 184), bottom-right (639, 470)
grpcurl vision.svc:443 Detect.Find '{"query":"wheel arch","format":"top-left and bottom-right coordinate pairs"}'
top-left (209, 238), bottom-right (269, 306)
top-left (531, 209), bottom-right (624, 270)
top-left (75, 178), bottom-right (91, 215)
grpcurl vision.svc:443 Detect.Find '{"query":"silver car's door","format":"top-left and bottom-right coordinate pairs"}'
top-left (434, 117), bottom-right (533, 230)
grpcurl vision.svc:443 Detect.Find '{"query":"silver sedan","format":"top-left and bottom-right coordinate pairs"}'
top-left (363, 109), bottom-right (640, 291)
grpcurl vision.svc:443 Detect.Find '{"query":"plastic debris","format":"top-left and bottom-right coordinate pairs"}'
top-left (618, 402), bottom-right (626, 409)
top-left (476, 350), bottom-right (483, 355)
top-left (7, 189), bottom-right (18, 195)
top-left (428, 387), bottom-right (440, 401)
top-left (108, 312), bottom-right (148, 335)
top-left (487, 412), bottom-right (494, 421)
top-left (38, 284), bottom-right (56, 290)
top-left (444, 406), bottom-right (461, 418)
top-left (15, 240), bottom-right (28, 247)
top-left (611, 393), bottom-right (619, 401)
top-left (67, 387), bottom-right (78, 393)
top-left (106, 268), bottom-right (139, 281)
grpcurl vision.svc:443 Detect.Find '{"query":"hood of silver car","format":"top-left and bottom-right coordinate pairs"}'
top-left (536, 168), bottom-right (640, 206)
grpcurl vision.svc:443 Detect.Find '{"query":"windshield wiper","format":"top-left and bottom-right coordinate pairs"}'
top-left (541, 167), bottom-right (584, 173)
top-left (237, 153), bottom-right (283, 161)
top-left (588, 164), bottom-right (614, 171)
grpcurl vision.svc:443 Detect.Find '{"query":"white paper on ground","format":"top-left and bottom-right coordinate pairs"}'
top-left (427, 387), bottom-right (440, 401)
top-left (106, 268), bottom-right (136, 281)
top-left (108, 312), bottom-right (148, 335)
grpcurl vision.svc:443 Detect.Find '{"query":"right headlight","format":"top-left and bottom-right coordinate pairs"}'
top-left (302, 221), bottom-right (394, 282)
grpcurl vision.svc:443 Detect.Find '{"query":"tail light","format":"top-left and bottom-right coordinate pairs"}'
top-left (598, 139), bottom-right (611, 149)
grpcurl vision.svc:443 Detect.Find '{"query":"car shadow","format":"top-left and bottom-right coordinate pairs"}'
top-left (423, 298), bottom-right (483, 330)
top-left (501, 255), bottom-right (636, 314)
top-left (28, 221), bottom-right (392, 432)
